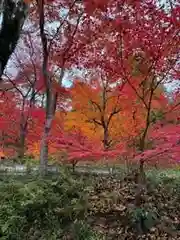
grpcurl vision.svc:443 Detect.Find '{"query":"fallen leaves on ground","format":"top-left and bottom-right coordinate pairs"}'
top-left (85, 173), bottom-right (180, 239)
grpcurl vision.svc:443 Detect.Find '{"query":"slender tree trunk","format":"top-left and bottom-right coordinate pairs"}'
top-left (138, 136), bottom-right (146, 182)
top-left (18, 100), bottom-right (27, 159)
top-left (72, 160), bottom-right (77, 173)
top-left (39, 116), bottom-right (52, 174)
top-left (134, 118), bottom-right (149, 214)
top-left (103, 127), bottom-right (109, 149)
top-left (103, 127), bottom-right (109, 168)
top-left (38, 0), bottom-right (50, 175)
top-left (39, 92), bottom-right (57, 175)
top-left (18, 127), bottom-right (26, 159)
top-left (137, 102), bottom-right (151, 183)
top-left (134, 120), bottom-right (150, 233)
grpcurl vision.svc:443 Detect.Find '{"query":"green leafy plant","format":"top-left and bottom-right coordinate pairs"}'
top-left (0, 172), bottom-right (88, 239)
top-left (72, 220), bottom-right (102, 240)
top-left (129, 207), bottom-right (158, 234)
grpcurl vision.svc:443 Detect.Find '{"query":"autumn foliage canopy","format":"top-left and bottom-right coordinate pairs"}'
top-left (0, 0), bottom-right (179, 168)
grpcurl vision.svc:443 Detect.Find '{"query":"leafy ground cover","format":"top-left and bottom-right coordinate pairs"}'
top-left (0, 168), bottom-right (180, 239)
top-left (86, 172), bottom-right (180, 239)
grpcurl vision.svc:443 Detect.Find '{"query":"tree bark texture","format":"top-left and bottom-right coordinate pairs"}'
top-left (0, 0), bottom-right (27, 79)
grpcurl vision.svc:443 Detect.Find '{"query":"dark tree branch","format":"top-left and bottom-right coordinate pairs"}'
top-left (0, 0), bottom-right (28, 79)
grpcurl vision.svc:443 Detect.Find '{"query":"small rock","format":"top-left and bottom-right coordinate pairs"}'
top-left (150, 227), bottom-right (156, 232)
top-left (113, 204), bottom-right (126, 212)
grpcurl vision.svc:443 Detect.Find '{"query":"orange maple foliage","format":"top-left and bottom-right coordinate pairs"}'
top-left (64, 72), bottom-right (168, 152)
top-left (65, 79), bottom-right (143, 148)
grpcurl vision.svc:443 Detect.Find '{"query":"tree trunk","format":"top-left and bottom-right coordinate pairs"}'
top-left (18, 128), bottom-right (26, 159)
top-left (103, 127), bottom-right (109, 149)
top-left (139, 158), bottom-right (146, 184)
top-left (18, 103), bottom-right (28, 159)
top-left (39, 117), bottom-right (52, 175)
top-left (0, 0), bottom-right (27, 79)
top-left (39, 92), bottom-right (57, 175)
top-left (138, 134), bottom-right (147, 182)
top-left (134, 138), bottom-right (146, 213)
top-left (72, 160), bottom-right (77, 173)
top-left (38, 0), bottom-right (51, 175)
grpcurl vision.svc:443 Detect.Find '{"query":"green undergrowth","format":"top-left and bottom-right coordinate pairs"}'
top-left (0, 167), bottom-right (180, 239)
top-left (0, 169), bottom-right (101, 240)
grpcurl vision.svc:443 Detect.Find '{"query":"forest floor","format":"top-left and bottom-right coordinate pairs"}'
top-left (85, 171), bottom-right (180, 239)
top-left (0, 167), bottom-right (180, 239)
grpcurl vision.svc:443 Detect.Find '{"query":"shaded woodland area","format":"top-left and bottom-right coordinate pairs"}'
top-left (0, 0), bottom-right (179, 239)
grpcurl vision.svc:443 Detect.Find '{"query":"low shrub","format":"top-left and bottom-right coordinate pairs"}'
top-left (128, 207), bottom-right (158, 234)
top-left (0, 170), bottom-right (93, 240)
